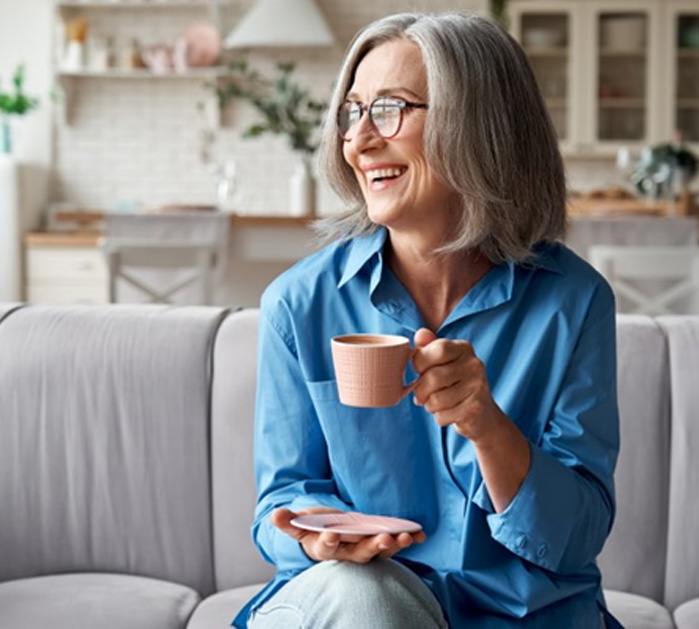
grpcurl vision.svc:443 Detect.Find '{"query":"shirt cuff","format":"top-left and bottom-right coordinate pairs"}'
top-left (482, 446), bottom-right (571, 571)
top-left (257, 492), bottom-right (352, 571)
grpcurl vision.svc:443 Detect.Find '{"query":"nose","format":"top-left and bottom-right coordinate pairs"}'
top-left (347, 110), bottom-right (384, 152)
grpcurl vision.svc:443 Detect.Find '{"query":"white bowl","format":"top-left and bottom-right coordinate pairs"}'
top-left (524, 28), bottom-right (564, 48)
top-left (600, 17), bottom-right (645, 51)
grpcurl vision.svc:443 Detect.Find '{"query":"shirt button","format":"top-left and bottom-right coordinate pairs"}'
top-left (537, 543), bottom-right (548, 558)
top-left (516, 534), bottom-right (527, 549)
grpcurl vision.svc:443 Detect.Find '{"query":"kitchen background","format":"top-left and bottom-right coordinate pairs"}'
top-left (1, 0), bottom-right (698, 307)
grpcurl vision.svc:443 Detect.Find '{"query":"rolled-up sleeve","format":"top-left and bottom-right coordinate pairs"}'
top-left (482, 287), bottom-right (619, 574)
top-left (252, 296), bottom-right (351, 572)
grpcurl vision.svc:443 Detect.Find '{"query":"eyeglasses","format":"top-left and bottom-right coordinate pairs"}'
top-left (337, 96), bottom-right (428, 141)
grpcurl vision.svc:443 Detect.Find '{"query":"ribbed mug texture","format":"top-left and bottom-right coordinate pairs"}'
top-left (331, 334), bottom-right (411, 408)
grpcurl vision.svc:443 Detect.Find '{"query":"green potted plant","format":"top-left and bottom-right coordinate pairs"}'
top-left (0, 64), bottom-right (39, 154)
top-left (214, 59), bottom-right (327, 216)
top-left (632, 137), bottom-right (698, 201)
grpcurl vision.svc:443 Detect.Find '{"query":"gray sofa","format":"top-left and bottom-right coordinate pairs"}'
top-left (0, 303), bottom-right (696, 628)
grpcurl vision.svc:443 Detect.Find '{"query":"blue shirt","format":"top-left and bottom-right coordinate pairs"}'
top-left (233, 227), bottom-right (620, 628)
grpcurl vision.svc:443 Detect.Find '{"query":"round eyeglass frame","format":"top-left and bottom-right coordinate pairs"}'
top-left (337, 96), bottom-right (428, 141)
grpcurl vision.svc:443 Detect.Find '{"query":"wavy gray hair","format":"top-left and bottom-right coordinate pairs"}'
top-left (315, 12), bottom-right (566, 264)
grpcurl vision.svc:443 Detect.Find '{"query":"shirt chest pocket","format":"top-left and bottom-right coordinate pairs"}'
top-left (305, 378), bottom-right (429, 512)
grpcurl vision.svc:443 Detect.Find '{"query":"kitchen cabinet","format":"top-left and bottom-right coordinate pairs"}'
top-left (510, 0), bottom-right (698, 157)
top-left (663, 1), bottom-right (699, 145)
top-left (24, 233), bottom-right (109, 305)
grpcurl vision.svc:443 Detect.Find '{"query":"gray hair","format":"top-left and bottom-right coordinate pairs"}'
top-left (315, 12), bottom-right (567, 264)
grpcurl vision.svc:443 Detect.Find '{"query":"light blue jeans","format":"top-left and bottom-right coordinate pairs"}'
top-left (248, 558), bottom-right (449, 629)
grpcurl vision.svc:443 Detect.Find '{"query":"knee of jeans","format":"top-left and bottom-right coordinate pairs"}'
top-left (315, 559), bottom-right (408, 605)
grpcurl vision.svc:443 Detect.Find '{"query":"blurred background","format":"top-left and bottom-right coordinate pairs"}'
top-left (1, 0), bottom-right (698, 312)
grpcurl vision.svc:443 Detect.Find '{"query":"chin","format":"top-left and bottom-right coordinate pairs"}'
top-left (366, 200), bottom-right (408, 227)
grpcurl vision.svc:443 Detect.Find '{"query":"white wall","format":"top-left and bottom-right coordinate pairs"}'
top-left (45, 0), bottom-right (488, 216)
top-left (0, 0), bottom-right (54, 231)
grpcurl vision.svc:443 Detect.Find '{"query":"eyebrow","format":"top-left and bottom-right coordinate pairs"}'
top-left (345, 87), bottom-right (425, 101)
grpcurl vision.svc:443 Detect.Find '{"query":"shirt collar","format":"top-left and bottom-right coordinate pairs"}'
top-left (525, 241), bottom-right (564, 275)
top-left (337, 230), bottom-right (563, 292)
top-left (337, 227), bottom-right (388, 289)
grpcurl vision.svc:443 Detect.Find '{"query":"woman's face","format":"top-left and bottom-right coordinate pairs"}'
top-left (342, 39), bottom-right (459, 232)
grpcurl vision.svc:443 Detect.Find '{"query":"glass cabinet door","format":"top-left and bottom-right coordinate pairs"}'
top-left (673, 10), bottom-right (699, 145)
top-left (595, 11), bottom-right (649, 142)
top-left (510, 4), bottom-right (574, 149)
top-left (520, 13), bottom-right (570, 141)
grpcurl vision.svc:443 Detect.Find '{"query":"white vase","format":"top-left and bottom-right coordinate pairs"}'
top-left (289, 156), bottom-right (316, 217)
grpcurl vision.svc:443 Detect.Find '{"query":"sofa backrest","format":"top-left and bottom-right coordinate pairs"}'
top-left (599, 315), bottom-right (671, 603)
top-left (0, 304), bottom-right (227, 596)
top-left (656, 317), bottom-right (699, 610)
top-left (210, 308), bottom-right (274, 591)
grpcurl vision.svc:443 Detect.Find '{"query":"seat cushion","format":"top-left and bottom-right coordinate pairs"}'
top-left (186, 583), bottom-right (265, 628)
top-left (0, 573), bottom-right (200, 629)
top-left (604, 589), bottom-right (674, 629)
top-left (674, 598), bottom-right (699, 629)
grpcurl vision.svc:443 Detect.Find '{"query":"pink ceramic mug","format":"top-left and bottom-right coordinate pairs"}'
top-left (331, 334), bottom-right (417, 408)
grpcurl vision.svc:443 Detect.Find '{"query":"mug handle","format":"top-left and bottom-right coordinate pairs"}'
top-left (400, 347), bottom-right (420, 400)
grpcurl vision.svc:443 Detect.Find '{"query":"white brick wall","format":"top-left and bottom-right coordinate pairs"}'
top-left (53, 0), bottom-right (488, 215)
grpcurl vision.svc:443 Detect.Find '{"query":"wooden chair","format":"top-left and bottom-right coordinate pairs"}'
top-left (589, 245), bottom-right (699, 316)
top-left (101, 240), bottom-right (218, 305)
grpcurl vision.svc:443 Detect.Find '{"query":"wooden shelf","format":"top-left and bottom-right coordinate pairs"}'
top-left (545, 98), bottom-right (567, 109)
top-left (25, 231), bottom-right (103, 247)
top-left (56, 0), bottom-right (233, 8)
top-left (58, 67), bottom-right (226, 80)
top-left (598, 98), bottom-right (646, 109)
top-left (52, 210), bottom-right (316, 229)
top-left (598, 48), bottom-right (646, 58)
top-left (677, 99), bottom-right (699, 109)
top-left (56, 67), bottom-right (225, 125)
top-left (524, 46), bottom-right (568, 58)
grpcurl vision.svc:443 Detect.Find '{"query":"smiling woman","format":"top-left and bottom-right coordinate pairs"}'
top-left (234, 11), bottom-right (621, 629)
top-left (317, 12), bottom-right (566, 263)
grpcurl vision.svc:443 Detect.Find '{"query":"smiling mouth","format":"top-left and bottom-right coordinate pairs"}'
top-left (366, 166), bottom-right (408, 189)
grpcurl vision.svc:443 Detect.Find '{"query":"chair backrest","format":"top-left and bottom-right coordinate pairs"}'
top-left (102, 213), bottom-right (229, 306)
top-left (589, 245), bottom-right (699, 315)
top-left (0, 304), bottom-right (228, 596)
top-left (103, 240), bottom-right (217, 304)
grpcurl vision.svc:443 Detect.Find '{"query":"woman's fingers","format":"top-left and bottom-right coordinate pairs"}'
top-left (271, 508), bottom-right (426, 563)
top-left (270, 508), bottom-right (304, 539)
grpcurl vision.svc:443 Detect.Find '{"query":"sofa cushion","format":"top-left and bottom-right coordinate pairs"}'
top-left (657, 317), bottom-right (699, 610)
top-left (0, 573), bottom-right (200, 629)
top-left (604, 589), bottom-right (674, 629)
top-left (674, 598), bottom-right (699, 629)
top-left (211, 309), bottom-right (274, 590)
top-left (186, 584), bottom-right (265, 628)
top-left (0, 305), bottom-right (228, 595)
top-left (599, 315), bottom-right (671, 602)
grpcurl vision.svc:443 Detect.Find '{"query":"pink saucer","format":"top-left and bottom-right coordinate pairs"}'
top-left (290, 512), bottom-right (422, 537)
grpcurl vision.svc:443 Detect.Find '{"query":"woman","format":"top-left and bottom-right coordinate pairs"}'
top-left (234, 12), bottom-right (620, 629)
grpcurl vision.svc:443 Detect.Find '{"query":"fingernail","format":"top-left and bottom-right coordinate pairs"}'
top-left (413, 396), bottom-right (421, 406)
top-left (379, 543), bottom-right (390, 550)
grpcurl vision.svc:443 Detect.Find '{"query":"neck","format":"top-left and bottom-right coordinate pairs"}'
top-left (385, 232), bottom-right (492, 331)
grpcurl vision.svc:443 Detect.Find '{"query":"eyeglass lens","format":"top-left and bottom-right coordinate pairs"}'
top-left (338, 99), bottom-right (402, 139)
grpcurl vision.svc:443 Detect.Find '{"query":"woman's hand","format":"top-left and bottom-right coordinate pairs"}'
top-left (271, 507), bottom-right (425, 563)
top-left (412, 328), bottom-right (507, 444)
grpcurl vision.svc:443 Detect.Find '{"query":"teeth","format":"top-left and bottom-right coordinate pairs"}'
top-left (367, 167), bottom-right (405, 181)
